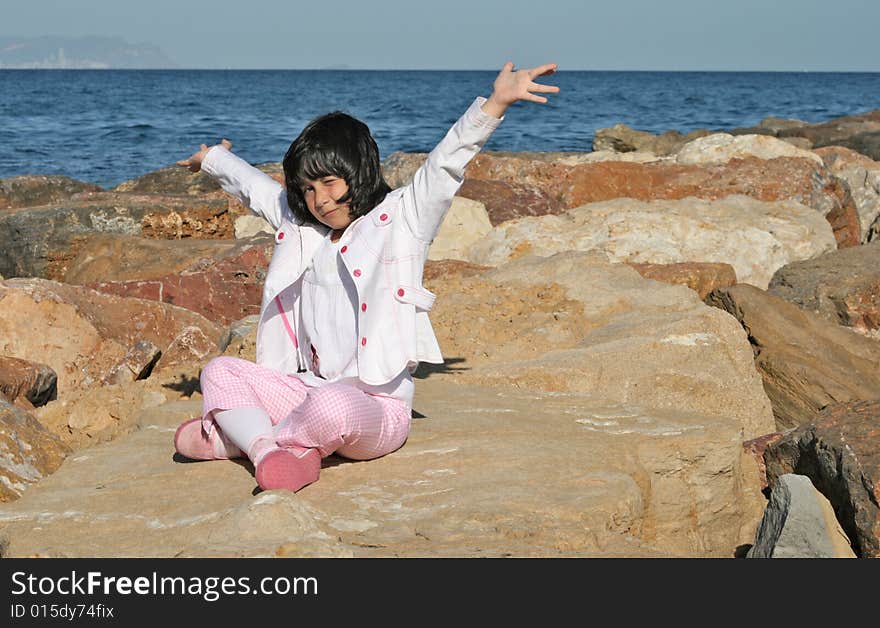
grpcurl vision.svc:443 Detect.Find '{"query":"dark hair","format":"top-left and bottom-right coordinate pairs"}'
top-left (283, 111), bottom-right (391, 226)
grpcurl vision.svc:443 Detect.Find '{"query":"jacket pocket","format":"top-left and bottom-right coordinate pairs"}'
top-left (393, 285), bottom-right (436, 312)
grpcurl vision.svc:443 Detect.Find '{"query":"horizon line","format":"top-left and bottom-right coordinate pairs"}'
top-left (2, 67), bottom-right (879, 73)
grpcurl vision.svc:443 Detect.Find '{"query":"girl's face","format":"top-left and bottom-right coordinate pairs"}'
top-left (300, 176), bottom-right (352, 232)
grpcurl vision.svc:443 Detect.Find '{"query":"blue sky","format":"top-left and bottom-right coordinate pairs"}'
top-left (3, 0), bottom-right (879, 71)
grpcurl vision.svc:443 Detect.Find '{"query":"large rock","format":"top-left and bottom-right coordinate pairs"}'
top-left (63, 233), bottom-right (257, 284)
top-left (0, 251), bottom-right (777, 556)
top-left (0, 356), bottom-right (57, 408)
top-left (426, 252), bottom-right (775, 442)
top-left (831, 131), bottom-right (880, 162)
top-left (593, 124), bottom-right (710, 155)
top-left (464, 154), bottom-right (859, 247)
top-left (0, 278), bottom-right (223, 394)
top-left (0, 193), bottom-right (234, 280)
top-left (111, 162), bottom-right (283, 196)
top-left (381, 152), bottom-right (426, 189)
top-left (763, 401), bottom-right (880, 558)
top-left (112, 165), bottom-right (223, 195)
top-left (466, 195), bottom-right (836, 289)
top-left (674, 133), bottom-right (823, 167)
top-left (746, 474), bottom-right (856, 558)
top-left (768, 241), bottom-right (880, 336)
top-left (79, 235), bottom-right (272, 327)
top-left (626, 262), bottom-right (737, 300)
top-left (0, 399), bottom-right (349, 557)
top-left (777, 110), bottom-right (880, 155)
top-left (33, 371), bottom-right (184, 451)
top-left (101, 340), bottom-right (162, 385)
top-left (427, 197), bottom-right (492, 261)
top-left (813, 147), bottom-right (880, 244)
top-left (0, 383), bottom-right (765, 557)
top-left (0, 397), bottom-right (69, 502)
top-left (234, 215), bottom-right (274, 239)
top-left (705, 284), bottom-right (880, 429)
top-left (0, 175), bottom-right (101, 210)
top-left (458, 179), bottom-right (566, 225)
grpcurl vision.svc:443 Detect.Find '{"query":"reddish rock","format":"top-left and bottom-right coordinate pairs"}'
top-left (86, 240), bottom-right (272, 326)
top-left (0, 175), bottom-right (102, 210)
top-left (63, 233), bottom-right (254, 284)
top-left (0, 355), bottom-right (57, 407)
top-left (0, 278), bottom-right (224, 393)
top-left (465, 155), bottom-right (861, 248)
top-left (763, 400), bottom-right (880, 557)
top-left (458, 178), bottom-right (566, 225)
top-left (742, 432), bottom-right (785, 491)
top-left (626, 262), bottom-right (737, 300)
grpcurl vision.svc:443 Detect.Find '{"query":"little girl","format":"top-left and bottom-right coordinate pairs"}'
top-left (173, 62), bottom-right (559, 493)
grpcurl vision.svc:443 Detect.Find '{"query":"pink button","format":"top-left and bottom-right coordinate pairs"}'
top-left (361, 303), bottom-right (367, 312)
top-left (353, 269), bottom-right (361, 277)
top-left (361, 337), bottom-right (367, 346)
top-left (397, 288), bottom-right (405, 297)
top-left (340, 245), bottom-right (347, 253)
top-left (277, 232), bottom-right (285, 240)
top-left (380, 213), bottom-right (388, 221)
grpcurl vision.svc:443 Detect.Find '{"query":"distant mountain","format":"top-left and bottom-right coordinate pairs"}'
top-left (0, 35), bottom-right (177, 69)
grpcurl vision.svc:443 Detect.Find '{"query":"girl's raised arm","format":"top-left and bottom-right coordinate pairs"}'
top-left (399, 62), bottom-right (558, 242)
top-left (177, 140), bottom-right (293, 231)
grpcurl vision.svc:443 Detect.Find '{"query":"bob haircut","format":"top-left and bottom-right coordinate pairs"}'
top-left (283, 111), bottom-right (391, 227)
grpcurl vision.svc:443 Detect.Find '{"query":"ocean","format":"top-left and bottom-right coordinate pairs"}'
top-left (1, 69), bottom-right (879, 189)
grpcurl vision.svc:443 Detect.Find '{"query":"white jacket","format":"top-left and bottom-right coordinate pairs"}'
top-left (202, 97), bottom-right (502, 385)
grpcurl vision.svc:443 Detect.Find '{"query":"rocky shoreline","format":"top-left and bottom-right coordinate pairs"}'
top-left (1, 110), bottom-right (878, 557)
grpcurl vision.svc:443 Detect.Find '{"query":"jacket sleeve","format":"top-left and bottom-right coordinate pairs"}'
top-left (398, 97), bottom-right (502, 243)
top-left (201, 145), bottom-right (294, 231)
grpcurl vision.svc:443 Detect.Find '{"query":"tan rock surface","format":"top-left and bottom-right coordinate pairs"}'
top-left (33, 369), bottom-right (194, 451)
top-left (427, 197), bottom-right (493, 261)
top-left (706, 284), bottom-right (880, 429)
top-left (465, 196), bottom-right (836, 289)
top-left (0, 250), bottom-right (775, 556)
top-left (0, 398), bottom-right (69, 502)
top-left (674, 133), bottom-right (824, 166)
top-left (0, 400), bottom-right (348, 557)
top-left (0, 382), bottom-right (764, 557)
top-left (426, 252), bottom-right (775, 441)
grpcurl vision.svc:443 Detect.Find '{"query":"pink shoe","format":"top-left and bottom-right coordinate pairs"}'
top-left (255, 447), bottom-right (321, 492)
top-left (173, 418), bottom-right (241, 460)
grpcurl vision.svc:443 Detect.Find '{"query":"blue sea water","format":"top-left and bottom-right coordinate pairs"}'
top-left (1, 70), bottom-right (879, 189)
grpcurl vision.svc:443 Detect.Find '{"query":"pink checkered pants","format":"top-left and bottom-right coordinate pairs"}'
top-left (199, 356), bottom-right (411, 460)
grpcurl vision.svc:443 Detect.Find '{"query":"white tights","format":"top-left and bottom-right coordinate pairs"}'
top-left (213, 407), bottom-right (279, 464)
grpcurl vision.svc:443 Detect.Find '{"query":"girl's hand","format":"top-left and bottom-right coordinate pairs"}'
top-left (482, 62), bottom-right (559, 118)
top-left (176, 138), bottom-right (233, 173)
